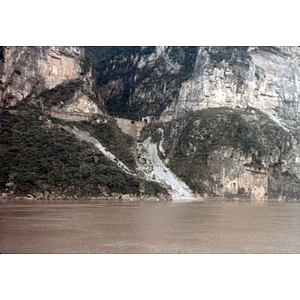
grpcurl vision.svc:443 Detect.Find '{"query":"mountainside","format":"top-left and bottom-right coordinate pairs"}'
top-left (0, 46), bottom-right (102, 114)
top-left (1, 46), bottom-right (300, 201)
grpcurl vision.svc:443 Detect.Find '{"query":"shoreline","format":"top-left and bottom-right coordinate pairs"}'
top-left (1, 194), bottom-right (299, 204)
top-left (0, 194), bottom-right (173, 204)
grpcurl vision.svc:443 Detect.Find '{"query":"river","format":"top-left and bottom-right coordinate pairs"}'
top-left (1, 199), bottom-right (300, 253)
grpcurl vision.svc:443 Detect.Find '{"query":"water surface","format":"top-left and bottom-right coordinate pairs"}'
top-left (1, 200), bottom-right (300, 253)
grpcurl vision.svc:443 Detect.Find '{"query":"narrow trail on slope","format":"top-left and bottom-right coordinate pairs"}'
top-left (134, 137), bottom-right (196, 202)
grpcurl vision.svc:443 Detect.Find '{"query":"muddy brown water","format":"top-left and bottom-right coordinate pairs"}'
top-left (1, 199), bottom-right (300, 253)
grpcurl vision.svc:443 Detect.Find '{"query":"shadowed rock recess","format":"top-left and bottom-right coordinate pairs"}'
top-left (2, 46), bottom-right (300, 201)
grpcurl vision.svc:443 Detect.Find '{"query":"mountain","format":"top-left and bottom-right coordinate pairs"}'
top-left (1, 46), bottom-right (300, 201)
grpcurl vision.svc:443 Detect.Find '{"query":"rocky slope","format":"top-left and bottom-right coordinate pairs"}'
top-left (161, 47), bottom-right (300, 125)
top-left (2, 46), bottom-right (300, 201)
top-left (133, 135), bottom-right (195, 202)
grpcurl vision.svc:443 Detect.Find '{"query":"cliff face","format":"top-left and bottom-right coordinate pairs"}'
top-left (160, 47), bottom-right (300, 126)
top-left (85, 46), bottom-right (300, 127)
top-left (0, 46), bottom-right (102, 115)
top-left (86, 46), bottom-right (198, 120)
top-left (4, 46), bottom-right (300, 122)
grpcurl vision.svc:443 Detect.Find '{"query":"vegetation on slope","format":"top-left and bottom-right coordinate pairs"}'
top-left (0, 109), bottom-right (167, 197)
top-left (57, 115), bottom-right (137, 172)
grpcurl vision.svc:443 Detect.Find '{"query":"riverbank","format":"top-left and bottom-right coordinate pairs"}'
top-left (2, 193), bottom-right (298, 203)
top-left (0, 193), bottom-right (173, 203)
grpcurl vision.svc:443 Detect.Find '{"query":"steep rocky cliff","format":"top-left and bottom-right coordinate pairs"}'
top-left (85, 46), bottom-right (300, 128)
top-left (160, 46), bottom-right (300, 126)
top-left (84, 46), bottom-right (198, 120)
top-left (0, 46), bottom-right (102, 115)
top-left (2, 46), bottom-right (300, 201)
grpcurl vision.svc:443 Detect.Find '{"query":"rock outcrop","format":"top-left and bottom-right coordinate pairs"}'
top-left (160, 47), bottom-right (300, 127)
top-left (1, 47), bottom-right (80, 105)
top-left (0, 46), bottom-right (102, 115)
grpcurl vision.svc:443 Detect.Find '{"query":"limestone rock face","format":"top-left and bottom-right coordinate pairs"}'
top-left (39, 47), bottom-right (82, 89)
top-left (160, 47), bottom-right (300, 128)
top-left (93, 46), bottom-right (198, 120)
top-left (62, 91), bottom-right (99, 114)
top-left (91, 46), bottom-right (300, 130)
top-left (0, 46), bottom-right (104, 117)
top-left (207, 147), bottom-right (268, 202)
top-left (0, 47), bottom-right (84, 107)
